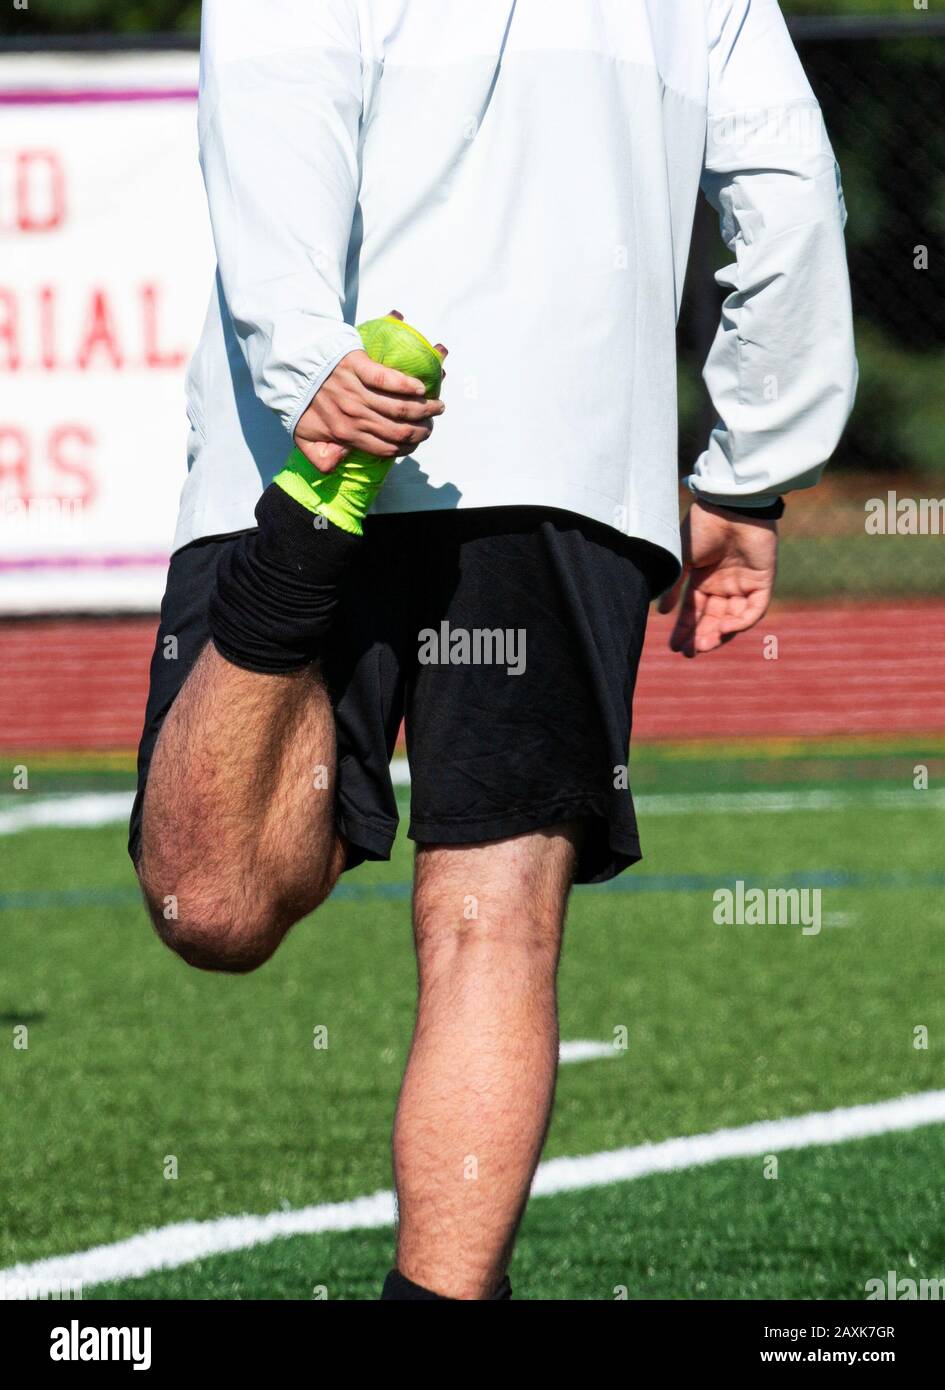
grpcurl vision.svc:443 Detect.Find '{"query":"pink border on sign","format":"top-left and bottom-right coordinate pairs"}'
top-left (0, 555), bottom-right (171, 571)
top-left (0, 89), bottom-right (198, 105)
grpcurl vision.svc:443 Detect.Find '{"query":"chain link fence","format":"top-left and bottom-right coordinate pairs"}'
top-left (680, 16), bottom-right (945, 600)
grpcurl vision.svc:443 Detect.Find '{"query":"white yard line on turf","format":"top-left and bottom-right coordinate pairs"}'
top-left (3, 1089), bottom-right (945, 1293)
top-left (0, 791), bottom-right (134, 834)
top-left (2, 783), bottom-right (944, 836)
top-left (559, 1040), bottom-right (617, 1064)
top-left (638, 788), bottom-right (945, 816)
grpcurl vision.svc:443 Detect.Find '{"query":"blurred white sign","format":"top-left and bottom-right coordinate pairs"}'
top-left (0, 51), bottom-right (213, 612)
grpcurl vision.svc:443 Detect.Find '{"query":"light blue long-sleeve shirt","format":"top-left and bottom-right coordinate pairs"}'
top-left (178, 0), bottom-right (857, 571)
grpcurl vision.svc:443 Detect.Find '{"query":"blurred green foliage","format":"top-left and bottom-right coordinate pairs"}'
top-left (11, 1), bottom-right (200, 34)
top-left (679, 24), bottom-right (945, 482)
top-left (788, 0), bottom-right (938, 12)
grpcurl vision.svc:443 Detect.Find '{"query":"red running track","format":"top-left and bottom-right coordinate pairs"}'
top-left (0, 602), bottom-right (943, 751)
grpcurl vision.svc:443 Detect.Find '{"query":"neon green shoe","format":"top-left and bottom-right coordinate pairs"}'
top-left (274, 316), bottom-right (444, 536)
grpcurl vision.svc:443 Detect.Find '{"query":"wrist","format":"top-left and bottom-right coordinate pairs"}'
top-left (697, 496), bottom-right (785, 522)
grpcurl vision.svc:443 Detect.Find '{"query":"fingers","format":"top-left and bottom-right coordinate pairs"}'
top-left (387, 309), bottom-right (448, 362)
top-left (356, 388), bottom-right (445, 424)
top-left (297, 421), bottom-right (429, 469)
top-left (329, 395), bottom-right (436, 454)
top-left (666, 582), bottom-right (774, 656)
top-left (299, 392), bottom-right (443, 466)
top-left (352, 426), bottom-right (432, 456)
top-left (327, 424), bottom-right (430, 459)
top-left (387, 310), bottom-right (449, 377)
top-left (352, 355), bottom-right (428, 397)
top-left (716, 587), bottom-right (771, 637)
top-left (656, 573), bottom-right (685, 615)
top-left (296, 406), bottom-right (434, 466)
top-left (336, 404), bottom-right (436, 449)
top-left (350, 422), bottom-right (434, 455)
top-left (329, 349), bottom-right (447, 450)
top-left (668, 578), bottom-right (703, 657)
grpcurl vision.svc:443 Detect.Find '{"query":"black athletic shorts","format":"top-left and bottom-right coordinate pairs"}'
top-left (129, 507), bottom-right (665, 884)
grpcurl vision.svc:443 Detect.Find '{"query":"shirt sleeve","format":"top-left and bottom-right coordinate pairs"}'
top-left (687, 0), bottom-right (858, 508)
top-left (198, 0), bottom-right (365, 438)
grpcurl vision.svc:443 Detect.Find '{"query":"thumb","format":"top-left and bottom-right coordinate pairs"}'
top-left (298, 440), bottom-right (350, 475)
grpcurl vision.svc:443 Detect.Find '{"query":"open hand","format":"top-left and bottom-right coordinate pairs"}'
top-left (657, 500), bottom-right (778, 657)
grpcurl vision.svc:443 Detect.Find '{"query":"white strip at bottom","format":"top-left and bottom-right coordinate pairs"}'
top-left (3, 1089), bottom-right (944, 1294)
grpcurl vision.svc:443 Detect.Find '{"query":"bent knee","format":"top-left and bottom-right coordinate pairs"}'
top-left (143, 891), bottom-right (279, 973)
top-left (140, 877), bottom-right (319, 974)
top-left (137, 843), bottom-right (341, 973)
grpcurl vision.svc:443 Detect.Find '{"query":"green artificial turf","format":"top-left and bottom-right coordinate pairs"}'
top-left (93, 1126), bottom-right (945, 1301)
top-left (1, 741), bottom-right (942, 1297)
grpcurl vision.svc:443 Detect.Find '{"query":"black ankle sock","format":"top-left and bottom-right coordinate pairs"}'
top-left (380, 1269), bottom-right (512, 1301)
top-left (208, 483), bottom-right (361, 675)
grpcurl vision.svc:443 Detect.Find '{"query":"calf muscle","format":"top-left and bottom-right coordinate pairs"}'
top-left (393, 825), bottom-right (579, 1297)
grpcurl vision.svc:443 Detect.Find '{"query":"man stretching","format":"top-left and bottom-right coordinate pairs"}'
top-left (131, 0), bottom-right (856, 1300)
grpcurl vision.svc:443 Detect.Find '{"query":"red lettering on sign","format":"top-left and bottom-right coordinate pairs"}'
top-left (37, 285), bottom-right (57, 370)
top-left (141, 283), bottom-right (186, 369)
top-left (0, 290), bottom-right (20, 371)
top-left (0, 425), bottom-right (30, 497)
top-left (16, 150), bottom-right (66, 233)
top-left (0, 285), bottom-right (189, 372)
top-left (76, 289), bottom-right (124, 370)
top-left (49, 423), bottom-right (96, 506)
top-left (0, 424), bottom-right (97, 505)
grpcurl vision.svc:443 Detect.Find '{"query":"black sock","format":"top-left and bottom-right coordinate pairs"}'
top-left (380, 1269), bottom-right (512, 1301)
top-left (208, 483), bottom-right (361, 675)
